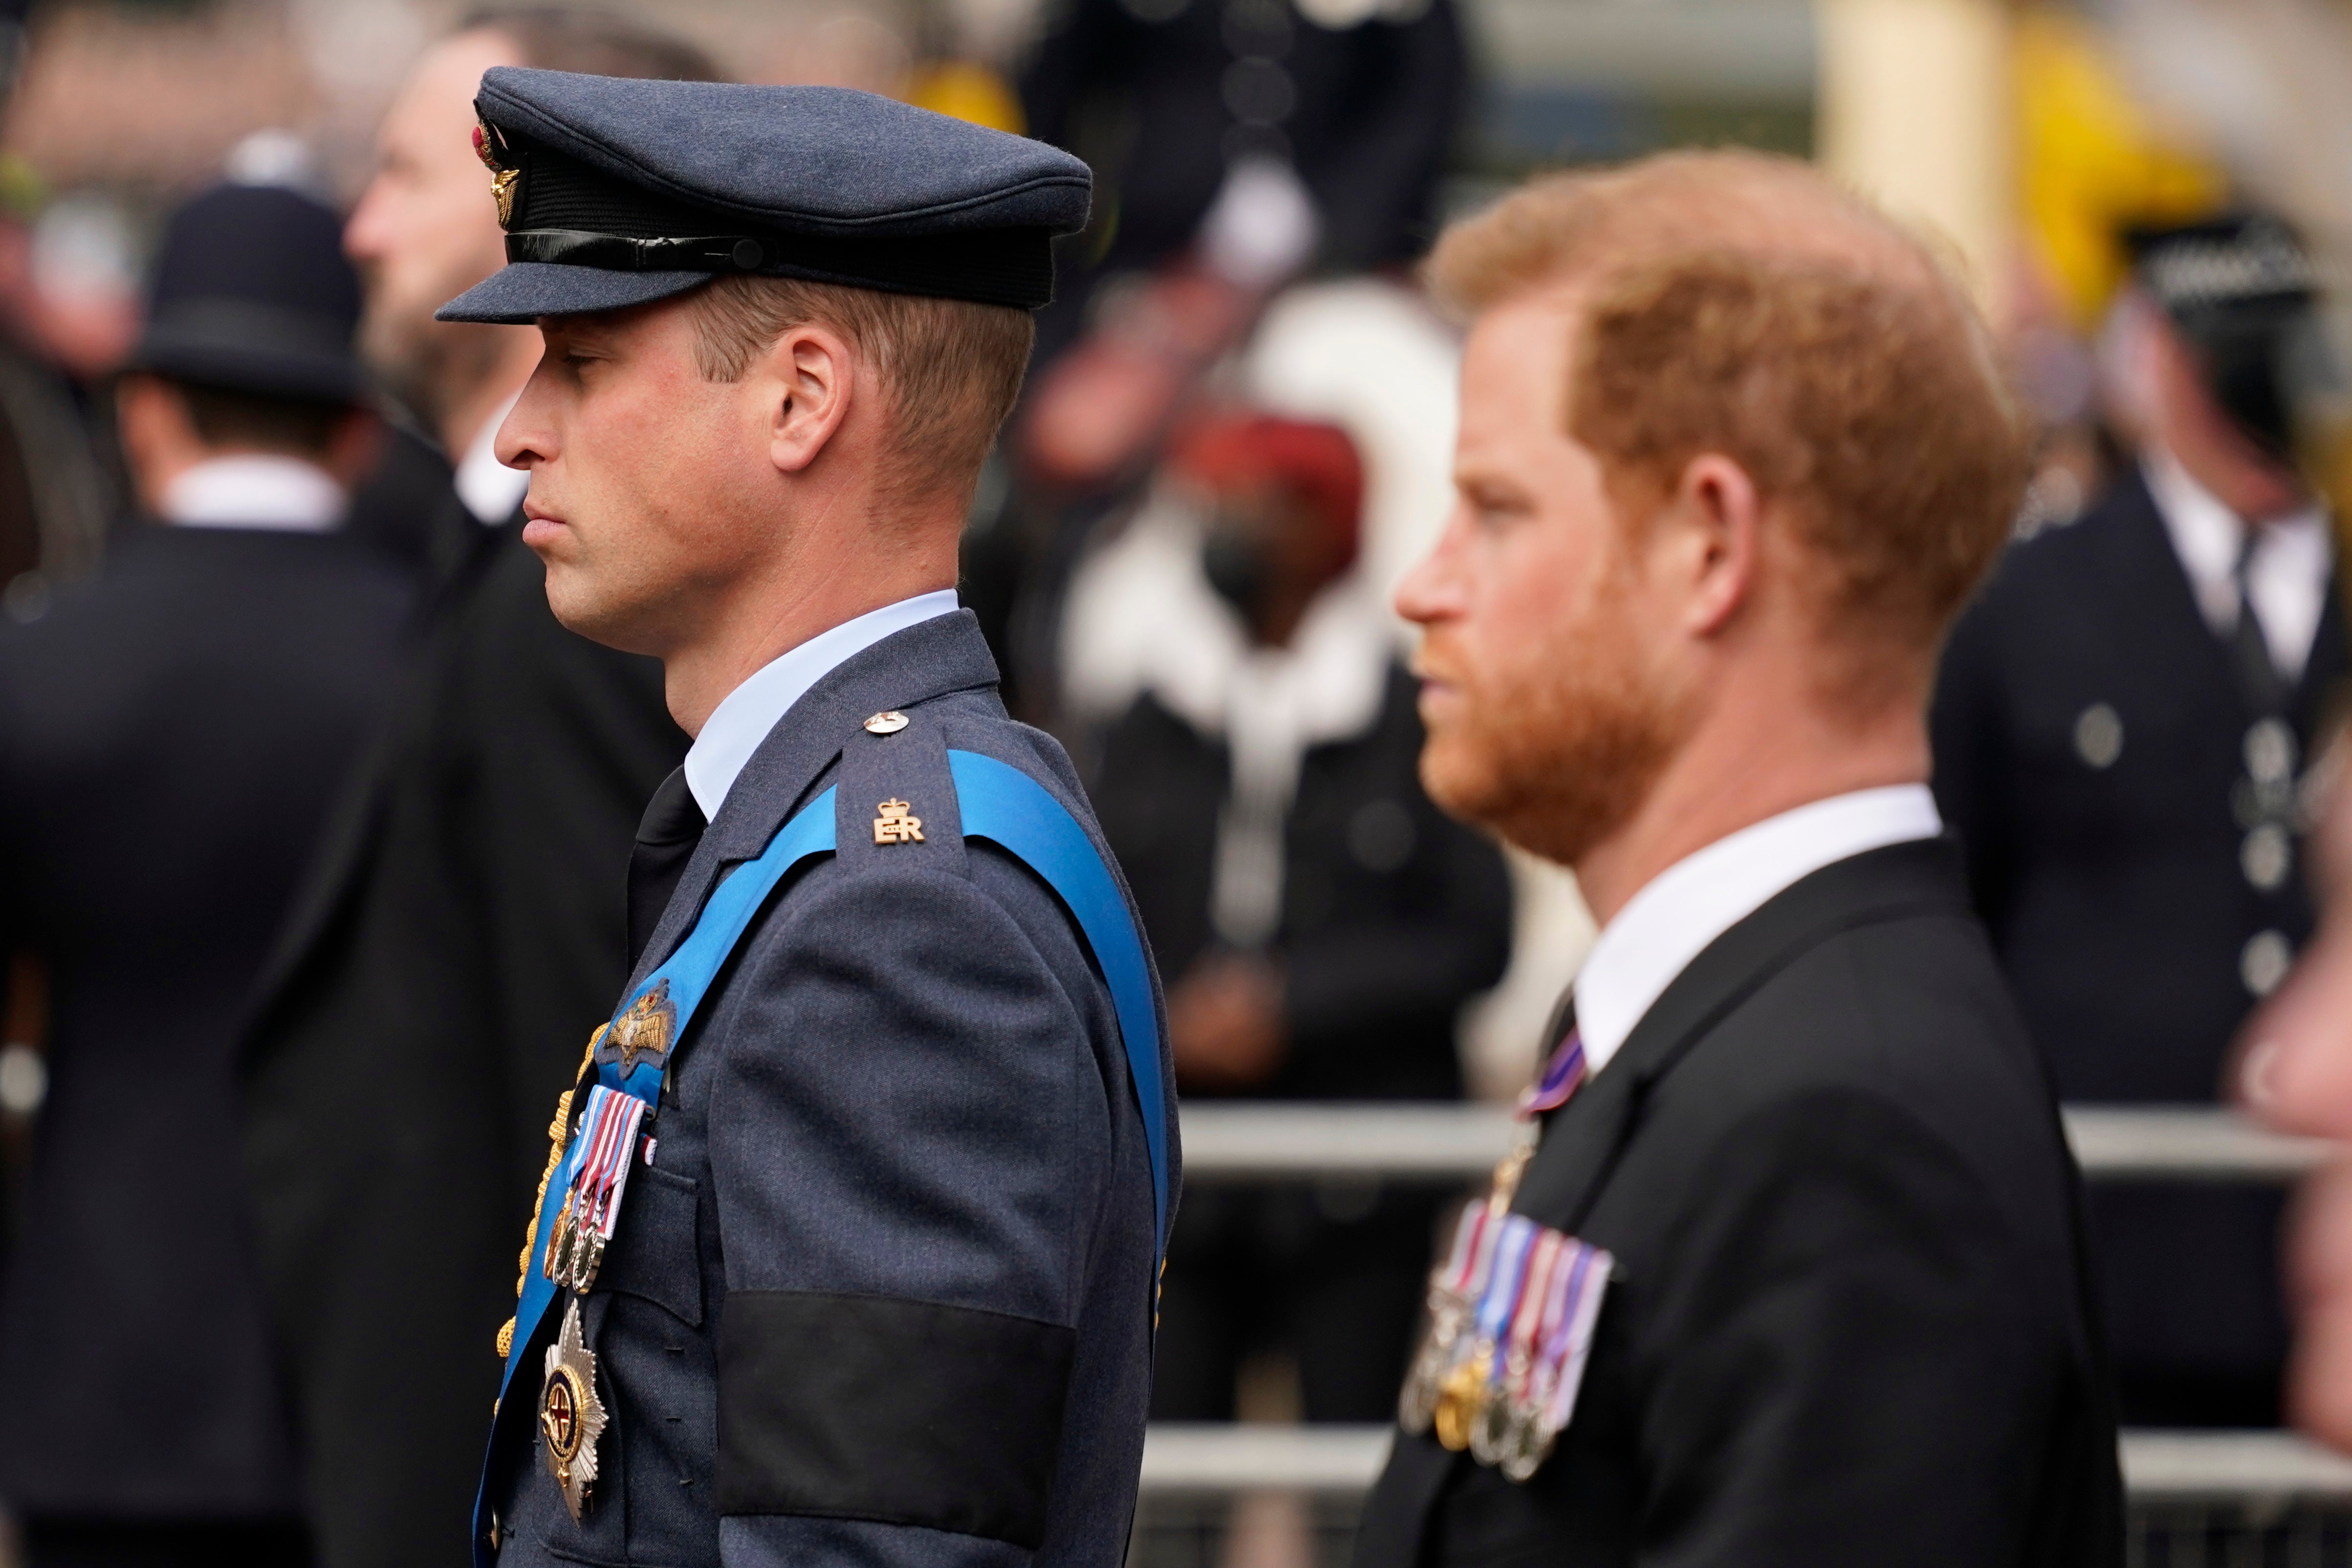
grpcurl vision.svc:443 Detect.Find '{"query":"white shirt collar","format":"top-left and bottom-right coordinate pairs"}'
top-left (1571, 784), bottom-right (1944, 1076)
top-left (454, 388), bottom-right (530, 525)
top-left (2141, 448), bottom-right (2332, 681)
top-left (159, 454), bottom-right (345, 531)
top-left (683, 590), bottom-right (961, 820)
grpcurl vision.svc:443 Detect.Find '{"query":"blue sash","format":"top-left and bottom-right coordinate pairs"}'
top-left (478, 749), bottom-right (1169, 1554)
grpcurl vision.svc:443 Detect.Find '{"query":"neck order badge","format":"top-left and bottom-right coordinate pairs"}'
top-left (1397, 1027), bottom-right (1614, 1483)
top-left (474, 749), bottom-right (1171, 1560)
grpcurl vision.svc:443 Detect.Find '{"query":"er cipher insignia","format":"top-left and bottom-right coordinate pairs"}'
top-left (874, 799), bottom-right (924, 845)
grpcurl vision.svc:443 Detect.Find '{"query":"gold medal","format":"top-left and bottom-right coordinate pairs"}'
top-left (541, 1298), bottom-right (607, 1520)
top-left (1432, 1347), bottom-right (1490, 1453)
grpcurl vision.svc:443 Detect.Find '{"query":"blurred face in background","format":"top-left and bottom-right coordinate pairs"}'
top-left (1396, 290), bottom-right (1696, 867)
top-left (345, 28), bottom-right (530, 441)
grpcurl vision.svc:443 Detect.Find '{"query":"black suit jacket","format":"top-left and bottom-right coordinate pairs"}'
top-left (1931, 469), bottom-right (2345, 1409)
top-left (1089, 663), bottom-right (1510, 1100)
top-left (1355, 841), bottom-right (2122, 1568)
top-left (238, 511), bottom-right (685, 1568)
top-left (0, 523), bottom-right (410, 1517)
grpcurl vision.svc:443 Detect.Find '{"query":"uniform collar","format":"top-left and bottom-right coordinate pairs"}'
top-left (1572, 784), bottom-right (1943, 1077)
top-left (682, 589), bottom-right (962, 823)
top-left (160, 454), bottom-right (346, 531)
top-left (629, 608), bottom-right (1001, 988)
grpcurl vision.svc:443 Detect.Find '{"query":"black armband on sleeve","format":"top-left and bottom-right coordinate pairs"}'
top-left (715, 1290), bottom-right (1076, 1548)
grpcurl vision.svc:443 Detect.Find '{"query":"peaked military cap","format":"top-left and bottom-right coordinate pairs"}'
top-left (2127, 212), bottom-right (2319, 319)
top-left (2126, 212), bottom-right (2329, 462)
top-left (436, 68), bottom-right (1092, 324)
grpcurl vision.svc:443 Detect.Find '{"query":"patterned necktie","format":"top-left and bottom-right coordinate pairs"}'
top-left (1519, 1026), bottom-right (1587, 1118)
top-left (627, 767), bottom-right (706, 971)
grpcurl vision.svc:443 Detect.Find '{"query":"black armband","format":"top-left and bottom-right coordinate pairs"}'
top-left (715, 1290), bottom-right (1076, 1548)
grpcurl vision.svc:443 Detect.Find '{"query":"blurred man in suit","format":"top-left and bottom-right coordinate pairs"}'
top-left (236, 16), bottom-right (706, 1568)
top-left (0, 182), bottom-right (409, 1568)
top-left (1933, 214), bottom-right (2342, 1427)
top-left (1355, 151), bottom-right (2121, 1567)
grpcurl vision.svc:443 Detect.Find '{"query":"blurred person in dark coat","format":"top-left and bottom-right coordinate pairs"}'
top-left (1932, 213), bottom-right (2344, 1426)
top-left (0, 182), bottom-right (409, 1568)
top-left (234, 17), bottom-right (705, 1568)
top-left (981, 0), bottom-right (1469, 698)
top-left (1067, 411), bottom-right (1510, 1420)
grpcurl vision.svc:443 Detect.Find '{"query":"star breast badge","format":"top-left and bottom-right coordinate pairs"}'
top-left (873, 798), bottom-right (925, 846)
top-left (541, 1300), bottom-right (607, 1520)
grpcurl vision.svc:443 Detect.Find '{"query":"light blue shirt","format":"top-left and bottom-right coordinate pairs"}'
top-left (682, 589), bottom-right (961, 819)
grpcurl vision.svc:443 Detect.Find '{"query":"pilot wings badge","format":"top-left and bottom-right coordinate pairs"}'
top-left (471, 116), bottom-right (520, 228)
top-left (606, 980), bottom-right (676, 1075)
top-left (541, 1298), bottom-right (607, 1520)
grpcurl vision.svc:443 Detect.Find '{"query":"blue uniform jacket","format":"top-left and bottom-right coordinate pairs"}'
top-left (483, 611), bottom-right (1175, 1568)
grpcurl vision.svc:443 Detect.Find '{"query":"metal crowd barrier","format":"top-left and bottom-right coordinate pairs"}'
top-left (1175, 1102), bottom-right (2339, 1184)
top-left (1137, 1425), bottom-right (2352, 1503)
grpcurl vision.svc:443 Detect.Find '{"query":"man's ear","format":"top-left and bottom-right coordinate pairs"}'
top-left (763, 322), bottom-right (857, 476)
top-left (1661, 452), bottom-right (1761, 637)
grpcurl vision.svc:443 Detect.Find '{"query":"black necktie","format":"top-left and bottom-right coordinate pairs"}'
top-left (2230, 527), bottom-right (2287, 717)
top-left (628, 767), bottom-right (706, 971)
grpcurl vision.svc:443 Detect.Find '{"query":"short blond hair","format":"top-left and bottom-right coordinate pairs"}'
top-left (685, 274), bottom-right (1034, 514)
top-left (1426, 151), bottom-right (2026, 711)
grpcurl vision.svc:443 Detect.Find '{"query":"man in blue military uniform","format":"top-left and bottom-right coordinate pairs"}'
top-left (438, 70), bottom-right (1175, 1568)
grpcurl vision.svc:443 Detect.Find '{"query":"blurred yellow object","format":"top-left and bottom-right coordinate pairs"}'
top-left (2015, 9), bottom-right (2227, 329)
top-left (906, 61), bottom-right (1024, 135)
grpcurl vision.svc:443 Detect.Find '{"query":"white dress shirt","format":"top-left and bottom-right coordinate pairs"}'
top-left (1572, 785), bottom-right (1945, 1076)
top-left (683, 589), bottom-right (961, 820)
top-left (2142, 448), bottom-right (2332, 682)
top-left (454, 389), bottom-right (530, 525)
top-left (160, 454), bottom-right (345, 531)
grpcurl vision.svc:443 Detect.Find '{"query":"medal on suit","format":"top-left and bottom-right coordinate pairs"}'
top-left (1400, 1028), bottom-right (1613, 1481)
top-left (535, 1083), bottom-right (651, 1517)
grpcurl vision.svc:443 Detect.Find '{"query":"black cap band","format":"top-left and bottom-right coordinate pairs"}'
top-left (501, 134), bottom-right (1055, 309)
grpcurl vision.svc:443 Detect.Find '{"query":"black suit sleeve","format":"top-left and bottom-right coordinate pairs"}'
top-left (1633, 1090), bottom-right (2061, 1566)
top-left (1929, 588), bottom-right (2019, 929)
top-left (1281, 808), bottom-right (1510, 1076)
top-left (1019, 0), bottom-right (1126, 156)
top-left (1300, 2), bottom-right (1468, 272)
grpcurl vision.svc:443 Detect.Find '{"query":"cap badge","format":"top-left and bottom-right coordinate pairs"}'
top-left (472, 118), bottom-right (520, 229)
top-left (863, 710), bottom-right (910, 735)
top-left (874, 799), bottom-right (925, 846)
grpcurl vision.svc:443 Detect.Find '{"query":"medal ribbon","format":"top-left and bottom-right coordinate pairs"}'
top-left (1540, 1240), bottom-right (1613, 1432)
top-left (1474, 1217), bottom-right (1539, 1347)
top-left (1496, 1228), bottom-right (1566, 1396)
top-left (572, 1087), bottom-right (646, 1243)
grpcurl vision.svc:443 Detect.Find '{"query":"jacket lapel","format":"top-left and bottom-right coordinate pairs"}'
top-left (624, 610), bottom-right (999, 990)
top-left (1512, 838), bottom-right (1972, 1232)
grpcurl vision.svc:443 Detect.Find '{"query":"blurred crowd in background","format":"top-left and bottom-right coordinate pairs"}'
top-left (0, 0), bottom-right (2350, 1561)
